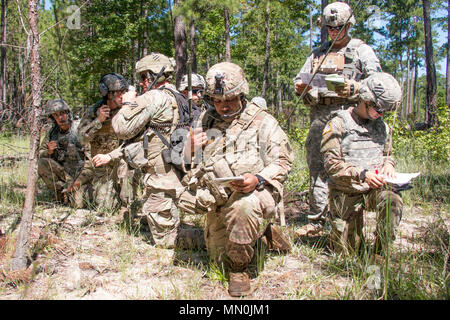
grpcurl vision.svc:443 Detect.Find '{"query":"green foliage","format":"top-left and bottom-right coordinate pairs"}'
top-left (386, 104), bottom-right (450, 163)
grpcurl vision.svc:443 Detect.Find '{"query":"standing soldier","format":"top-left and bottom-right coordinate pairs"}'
top-left (293, 2), bottom-right (382, 238)
top-left (77, 73), bottom-right (130, 212)
top-left (182, 62), bottom-right (293, 297)
top-left (321, 72), bottom-right (403, 255)
top-left (38, 99), bottom-right (91, 208)
top-left (178, 73), bottom-right (207, 110)
top-left (112, 53), bottom-right (201, 249)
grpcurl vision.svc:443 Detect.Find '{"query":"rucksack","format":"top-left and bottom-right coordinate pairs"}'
top-left (123, 87), bottom-right (201, 175)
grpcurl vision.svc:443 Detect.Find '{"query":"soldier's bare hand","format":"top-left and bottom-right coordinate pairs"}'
top-left (188, 128), bottom-right (207, 157)
top-left (92, 154), bottom-right (112, 167)
top-left (365, 171), bottom-right (385, 189)
top-left (47, 140), bottom-right (58, 155)
top-left (97, 105), bottom-right (110, 123)
top-left (230, 173), bottom-right (258, 194)
top-left (295, 81), bottom-right (312, 96)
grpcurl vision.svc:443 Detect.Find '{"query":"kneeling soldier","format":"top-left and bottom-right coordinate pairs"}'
top-left (38, 99), bottom-right (91, 207)
top-left (321, 72), bottom-right (404, 255)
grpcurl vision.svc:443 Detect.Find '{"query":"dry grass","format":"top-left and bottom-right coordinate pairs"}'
top-left (0, 136), bottom-right (448, 300)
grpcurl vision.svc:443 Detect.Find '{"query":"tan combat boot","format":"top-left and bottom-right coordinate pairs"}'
top-left (228, 271), bottom-right (251, 297)
top-left (262, 223), bottom-right (291, 253)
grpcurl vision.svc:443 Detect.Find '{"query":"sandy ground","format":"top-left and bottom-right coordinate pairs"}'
top-left (0, 190), bottom-right (448, 300)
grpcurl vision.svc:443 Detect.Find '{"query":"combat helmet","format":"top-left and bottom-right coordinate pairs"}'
top-left (135, 52), bottom-right (176, 84)
top-left (99, 73), bottom-right (129, 97)
top-left (205, 62), bottom-right (249, 100)
top-left (359, 72), bottom-right (402, 111)
top-left (44, 99), bottom-right (71, 117)
top-left (178, 73), bottom-right (206, 92)
top-left (323, 2), bottom-right (356, 27)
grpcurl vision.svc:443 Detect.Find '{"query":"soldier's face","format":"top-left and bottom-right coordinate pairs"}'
top-left (139, 73), bottom-right (150, 93)
top-left (108, 90), bottom-right (125, 109)
top-left (327, 24), bottom-right (350, 41)
top-left (183, 87), bottom-right (204, 106)
top-left (52, 111), bottom-right (70, 130)
top-left (363, 101), bottom-right (384, 120)
top-left (212, 96), bottom-right (242, 122)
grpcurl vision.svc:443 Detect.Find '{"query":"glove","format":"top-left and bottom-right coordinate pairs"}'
top-left (335, 79), bottom-right (359, 97)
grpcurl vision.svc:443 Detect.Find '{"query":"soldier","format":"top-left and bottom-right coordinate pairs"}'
top-left (321, 72), bottom-right (403, 255)
top-left (178, 73), bottom-right (207, 110)
top-left (182, 62), bottom-right (293, 297)
top-left (38, 99), bottom-right (91, 208)
top-left (77, 73), bottom-right (130, 212)
top-left (112, 52), bottom-right (201, 249)
top-left (293, 2), bottom-right (382, 238)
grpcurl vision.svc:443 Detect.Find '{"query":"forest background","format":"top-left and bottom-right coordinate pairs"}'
top-left (0, 0), bottom-right (448, 300)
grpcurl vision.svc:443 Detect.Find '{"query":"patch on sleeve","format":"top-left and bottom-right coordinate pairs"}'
top-left (322, 122), bottom-right (332, 135)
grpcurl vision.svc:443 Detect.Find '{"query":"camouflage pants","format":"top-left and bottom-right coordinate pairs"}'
top-left (141, 160), bottom-right (183, 248)
top-left (306, 104), bottom-right (352, 224)
top-left (205, 188), bottom-right (276, 271)
top-left (38, 158), bottom-right (89, 208)
top-left (328, 188), bottom-right (403, 255)
top-left (305, 117), bottom-right (330, 224)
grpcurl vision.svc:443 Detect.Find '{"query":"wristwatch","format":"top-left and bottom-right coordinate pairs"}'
top-left (255, 174), bottom-right (266, 191)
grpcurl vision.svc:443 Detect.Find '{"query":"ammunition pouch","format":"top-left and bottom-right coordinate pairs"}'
top-left (124, 141), bottom-right (148, 169)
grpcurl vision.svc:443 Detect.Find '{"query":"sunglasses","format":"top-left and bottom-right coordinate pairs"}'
top-left (192, 89), bottom-right (204, 95)
top-left (140, 73), bottom-right (148, 82)
top-left (327, 25), bottom-right (344, 31)
top-left (368, 102), bottom-right (385, 115)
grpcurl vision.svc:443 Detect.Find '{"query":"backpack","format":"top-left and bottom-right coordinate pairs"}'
top-left (123, 87), bottom-right (201, 176)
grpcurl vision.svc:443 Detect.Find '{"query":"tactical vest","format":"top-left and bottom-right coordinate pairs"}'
top-left (336, 110), bottom-right (387, 171)
top-left (201, 102), bottom-right (266, 176)
top-left (49, 119), bottom-right (85, 178)
top-left (313, 38), bottom-right (364, 80)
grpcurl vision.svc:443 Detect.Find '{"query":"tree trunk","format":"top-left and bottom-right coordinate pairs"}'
top-left (321, 0), bottom-right (328, 44)
top-left (261, 0), bottom-right (270, 98)
top-left (447, 0), bottom-right (450, 106)
top-left (173, 0), bottom-right (187, 89)
top-left (309, 0), bottom-right (313, 51)
top-left (189, 19), bottom-right (197, 73)
top-left (422, 0), bottom-right (437, 127)
top-left (224, 8), bottom-right (231, 62)
top-left (0, 0), bottom-right (7, 113)
top-left (10, 0), bottom-right (42, 271)
top-left (276, 67), bottom-right (282, 116)
top-left (405, 50), bottom-right (410, 119)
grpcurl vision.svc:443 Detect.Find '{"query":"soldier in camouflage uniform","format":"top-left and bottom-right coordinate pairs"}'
top-left (77, 73), bottom-right (130, 212)
top-left (293, 2), bottom-right (382, 237)
top-left (112, 53), bottom-right (193, 249)
top-left (178, 73), bottom-right (207, 110)
top-left (38, 99), bottom-right (92, 208)
top-left (182, 62), bottom-right (293, 297)
top-left (321, 72), bottom-right (403, 255)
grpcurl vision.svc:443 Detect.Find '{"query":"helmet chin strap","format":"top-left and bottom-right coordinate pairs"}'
top-left (221, 96), bottom-right (245, 120)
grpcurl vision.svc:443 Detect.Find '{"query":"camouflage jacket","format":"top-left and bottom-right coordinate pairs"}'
top-left (39, 119), bottom-right (91, 184)
top-left (321, 108), bottom-right (394, 194)
top-left (188, 102), bottom-right (294, 207)
top-left (77, 99), bottom-right (123, 161)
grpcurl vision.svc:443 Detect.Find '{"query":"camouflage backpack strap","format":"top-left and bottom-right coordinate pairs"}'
top-left (235, 102), bottom-right (264, 131)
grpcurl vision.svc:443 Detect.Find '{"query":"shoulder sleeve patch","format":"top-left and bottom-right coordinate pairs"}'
top-left (322, 122), bottom-right (332, 135)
